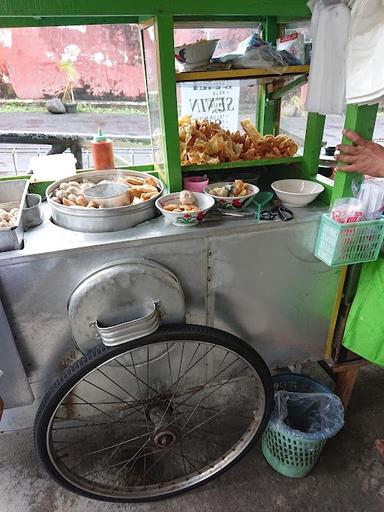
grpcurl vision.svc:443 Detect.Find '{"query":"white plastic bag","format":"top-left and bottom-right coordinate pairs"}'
top-left (272, 391), bottom-right (344, 441)
top-left (277, 33), bottom-right (305, 65)
top-left (331, 197), bottom-right (364, 223)
top-left (357, 179), bottom-right (384, 219)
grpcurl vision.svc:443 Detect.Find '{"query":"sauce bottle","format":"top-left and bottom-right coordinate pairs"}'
top-left (91, 128), bottom-right (115, 170)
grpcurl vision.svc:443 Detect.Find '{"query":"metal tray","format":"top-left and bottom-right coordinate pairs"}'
top-left (46, 170), bottom-right (163, 233)
top-left (0, 179), bottom-right (29, 252)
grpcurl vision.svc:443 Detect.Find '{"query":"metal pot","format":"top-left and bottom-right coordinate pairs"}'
top-left (46, 170), bottom-right (163, 233)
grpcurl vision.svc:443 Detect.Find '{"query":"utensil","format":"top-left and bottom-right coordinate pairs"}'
top-left (260, 206), bottom-right (294, 222)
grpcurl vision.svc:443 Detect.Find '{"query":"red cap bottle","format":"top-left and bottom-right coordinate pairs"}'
top-left (91, 128), bottom-right (115, 170)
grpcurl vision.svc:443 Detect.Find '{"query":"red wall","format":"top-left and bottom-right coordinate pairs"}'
top-left (0, 25), bottom-right (145, 100)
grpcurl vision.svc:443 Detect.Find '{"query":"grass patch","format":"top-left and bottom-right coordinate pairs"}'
top-left (0, 104), bottom-right (45, 113)
top-left (0, 102), bottom-right (147, 115)
top-left (77, 104), bottom-right (146, 115)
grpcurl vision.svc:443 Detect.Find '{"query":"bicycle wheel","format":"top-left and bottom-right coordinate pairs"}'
top-left (34, 325), bottom-right (273, 502)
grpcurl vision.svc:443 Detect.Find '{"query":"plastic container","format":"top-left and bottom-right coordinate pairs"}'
top-left (262, 421), bottom-right (327, 478)
top-left (175, 39), bottom-right (219, 70)
top-left (262, 374), bottom-right (343, 479)
top-left (272, 373), bottom-right (332, 394)
top-left (315, 214), bottom-right (384, 267)
top-left (91, 128), bottom-right (115, 170)
top-left (183, 176), bottom-right (209, 193)
top-left (30, 153), bottom-right (77, 181)
top-left (254, 191), bottom-right (273, 221)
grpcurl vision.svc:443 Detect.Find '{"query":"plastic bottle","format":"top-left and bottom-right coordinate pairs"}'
top-left (91, 128), bottom-right (115, 170)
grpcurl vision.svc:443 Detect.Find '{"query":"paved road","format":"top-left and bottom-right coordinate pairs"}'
top-left (0, 111), bottom-right (150, 138)
top-left (0, 112), bottom-right (152, 174)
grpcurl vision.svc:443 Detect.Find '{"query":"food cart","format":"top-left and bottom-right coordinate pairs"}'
top-left (0, 0), bottom-right (378, 502)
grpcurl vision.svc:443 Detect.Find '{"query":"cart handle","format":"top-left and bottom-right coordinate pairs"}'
top-left (96, 302), bottom-right (162, 347)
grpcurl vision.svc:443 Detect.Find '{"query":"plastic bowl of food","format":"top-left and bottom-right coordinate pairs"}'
top-left (175, 39), bottom-right (220, 69)
top-left (156, 191), bottom-right (215, 226)
top-left (271, 179), bottom-right (324, 207)
top-left (204, 181), bottom-right (260, 209)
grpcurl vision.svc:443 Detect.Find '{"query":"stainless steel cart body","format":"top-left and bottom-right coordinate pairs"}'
top-left (0, 204), bottom-right (339, 430)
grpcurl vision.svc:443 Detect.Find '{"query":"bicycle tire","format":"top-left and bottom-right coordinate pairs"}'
top-left (34, 324), bottom-right (273, 502)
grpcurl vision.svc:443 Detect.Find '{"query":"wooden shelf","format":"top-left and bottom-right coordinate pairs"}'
top-left (181, 156), bottom-right (303, 172)
top-left (176, 65), bottom-right (309, 83)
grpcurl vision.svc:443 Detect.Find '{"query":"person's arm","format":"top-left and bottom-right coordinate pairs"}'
top-left (335, 128), bottom-right (384, 177)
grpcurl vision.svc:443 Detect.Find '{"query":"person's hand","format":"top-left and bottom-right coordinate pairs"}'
top-left (335, 129), bottom-right (384, 177)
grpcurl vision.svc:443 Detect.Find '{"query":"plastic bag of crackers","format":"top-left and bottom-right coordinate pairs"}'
top-left (179, 116), bottom-right (298, 166)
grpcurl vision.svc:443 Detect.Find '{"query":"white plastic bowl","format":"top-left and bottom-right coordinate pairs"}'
top-left (204, 182), bottom-right (259, 209)
top-left (175, 39), bottom-right (219, 69)
top-left (156, 192), bottom-right (215, 226)
top-left (271, 179), bottom-right (324, 207)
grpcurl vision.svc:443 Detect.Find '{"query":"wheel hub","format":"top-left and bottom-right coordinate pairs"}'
top-left (153, 430), bottom-right (177, 447)
top-left (147, 402), bottom-right (178, 448)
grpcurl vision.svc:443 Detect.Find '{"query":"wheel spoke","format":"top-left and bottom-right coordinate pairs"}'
top-left (115, 358), bottom-right (159, 395)
top-left (79, 430), bottom-right (151, 459)
top-left (176, 366), bottom-right (250, 414)
top-left (183, 401), bottom-right (235, 437)
top-left (129, 352), bottom-right (151, 434)
top-left (96, 367), bottom-right (142, 406)
top-left (114, 437), bottom-right (152, 479)
top-left (81, 378), bottom-right (144, 417)
top-left (180, 350), bottom-right (232, 432)
top-left (153, 343), bottom-right (215, 433)
top-left (169, 446), bottom-right (201, 473)
top-left (70, 392), bottom-right (116, 421)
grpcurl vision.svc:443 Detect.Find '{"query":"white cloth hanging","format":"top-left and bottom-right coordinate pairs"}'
top-left (306, 0), bottom-right (351, 115)
top-left (346, 0), bottom-right (384, 105)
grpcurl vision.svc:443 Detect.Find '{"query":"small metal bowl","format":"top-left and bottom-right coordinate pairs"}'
top-left (84, 182), bottom-right (130, 208)
top-left (22, 193), bottom-right (43, 229)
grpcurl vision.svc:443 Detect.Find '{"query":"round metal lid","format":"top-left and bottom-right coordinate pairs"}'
top-left (67, 258), bottom-right (185, 353)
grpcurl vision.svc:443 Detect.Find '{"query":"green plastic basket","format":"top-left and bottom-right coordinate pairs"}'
top-left (315, 214), bottom-right (384, 267)
top-left (262, 422), bottom-right (326, 478)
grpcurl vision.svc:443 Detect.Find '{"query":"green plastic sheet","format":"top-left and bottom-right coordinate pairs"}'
top-left (343, 257), bottom-right (384, 367)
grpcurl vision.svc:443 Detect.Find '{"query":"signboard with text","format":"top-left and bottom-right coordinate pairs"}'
top-left (180, 80), bottom-right (240, 132)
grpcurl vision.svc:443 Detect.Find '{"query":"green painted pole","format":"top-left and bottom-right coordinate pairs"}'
top-left (331, 103), bottom-right (378, 203)
top-left (259, 17), bottom-right (280, 135)
top-left (154, 14), bottom-right (182, 192)
top-left (301, 112), bottom-right (325, 179)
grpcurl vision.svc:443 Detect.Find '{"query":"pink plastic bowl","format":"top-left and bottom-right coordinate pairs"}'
top-left (183, 176), bottom-right (209, 193)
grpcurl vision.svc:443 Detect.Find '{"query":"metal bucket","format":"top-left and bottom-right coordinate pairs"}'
top-left (46, 170), bottom-right (163, 233)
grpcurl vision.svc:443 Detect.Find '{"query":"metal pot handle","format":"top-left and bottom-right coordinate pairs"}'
top-left (96, 302), bottom-right (162, 347)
